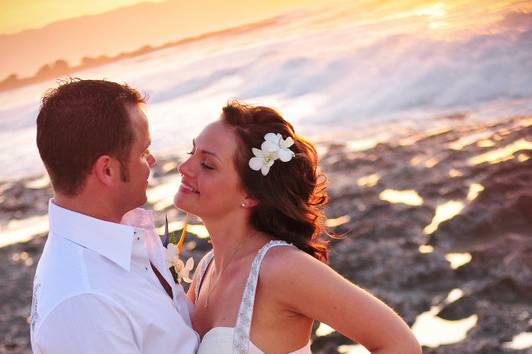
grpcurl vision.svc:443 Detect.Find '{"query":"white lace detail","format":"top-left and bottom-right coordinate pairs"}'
top-left (195, 251), bottom-right (214, 303)
top-left (31, 281), bottom-right (42, 332)
top-left (233, 240), bottom-right (292, 354)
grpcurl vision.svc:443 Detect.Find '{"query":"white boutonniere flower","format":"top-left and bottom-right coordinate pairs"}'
top-left (165, 243), bottom-right (194, 283)
top-left (248, 133), bottom-right (295, 175)
top-left (163, 213), bottom-right (194, 284)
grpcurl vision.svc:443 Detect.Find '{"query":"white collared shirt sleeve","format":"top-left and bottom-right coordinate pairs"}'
top-left (33, 293), bottom-right (140, 354)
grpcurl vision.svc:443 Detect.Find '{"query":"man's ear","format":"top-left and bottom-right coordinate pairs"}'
top-left (93, 155), bottom-right (118, 186)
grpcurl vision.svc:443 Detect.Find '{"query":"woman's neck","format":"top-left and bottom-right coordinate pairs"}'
top-left (202, 214), bottom-right (269, 270)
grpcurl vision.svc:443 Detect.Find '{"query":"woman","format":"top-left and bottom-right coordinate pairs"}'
top-left (174, 101), bottom-right (421, 354)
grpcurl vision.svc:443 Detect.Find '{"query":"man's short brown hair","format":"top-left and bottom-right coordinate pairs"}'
top-left (36, 78), bottom-right (145, 196)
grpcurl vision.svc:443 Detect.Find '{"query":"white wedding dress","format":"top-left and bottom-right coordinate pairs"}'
top-left (196, 240), bottom-right (312, 354)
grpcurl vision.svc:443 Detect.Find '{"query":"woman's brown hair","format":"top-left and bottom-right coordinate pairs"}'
top-left (221, 100), bottom-right (329, 262)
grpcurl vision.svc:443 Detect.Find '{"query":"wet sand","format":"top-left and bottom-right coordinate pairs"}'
top-left (1, 114), bottom-right (531, 353)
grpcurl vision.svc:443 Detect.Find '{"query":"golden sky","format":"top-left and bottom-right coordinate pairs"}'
top-left (0, 0), bottom-right (334, 34)
top-left (2, 0), bottom-right (530, 79)
top-left (1, 0), bottom-right (344, 78)
top-left (0, 0), bottom-right (166, 34)
top-left (3, 0), bottom-right (531, 35)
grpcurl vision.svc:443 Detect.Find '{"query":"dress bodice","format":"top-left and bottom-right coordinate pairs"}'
top-left (195, 240), bottom-right (312, 354)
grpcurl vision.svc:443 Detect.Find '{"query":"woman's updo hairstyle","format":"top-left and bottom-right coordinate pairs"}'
top-left (221, 100), bottom-right (329, 262)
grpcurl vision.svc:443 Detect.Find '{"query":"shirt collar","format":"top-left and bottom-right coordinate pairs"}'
top-left (48, 199), bottom-right (136, 271)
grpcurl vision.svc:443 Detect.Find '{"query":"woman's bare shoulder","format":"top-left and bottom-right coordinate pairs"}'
top-left (259, 244), bottom-right (332, 290)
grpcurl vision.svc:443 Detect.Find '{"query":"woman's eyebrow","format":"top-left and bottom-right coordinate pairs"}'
top-left (193, 139), bottom-right (222, 163)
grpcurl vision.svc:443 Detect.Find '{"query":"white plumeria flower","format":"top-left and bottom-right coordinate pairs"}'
top-left (278, 136), bottom-right (295, 162)
top-left (249, 132), bottom-right (295, 175)
top-left (165, 243), bottom-right (180, 265)
top-left (174, 257), bottom-right (194, 284)
top-left (249, 147), bottom-right (278, 176)
top-left (262, 133), bottom-right (295, 162)
top-left (262, 133), bottom-right (282, 151)
top-left (164, 243), bottom-right (194, 283)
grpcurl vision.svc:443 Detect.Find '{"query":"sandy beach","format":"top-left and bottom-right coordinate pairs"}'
top-left (1, 112), bottom-right (530, 354)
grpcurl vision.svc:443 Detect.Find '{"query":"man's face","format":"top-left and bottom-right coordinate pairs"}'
top-left (115, 103), bottom-right (156, 213)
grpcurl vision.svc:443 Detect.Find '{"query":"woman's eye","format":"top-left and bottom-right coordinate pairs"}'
top-left (201, 162), bottom-right (214, 170)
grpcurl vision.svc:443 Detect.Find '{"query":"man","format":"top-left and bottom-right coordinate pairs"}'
top-left (30, 79), bottom-right (199, 353)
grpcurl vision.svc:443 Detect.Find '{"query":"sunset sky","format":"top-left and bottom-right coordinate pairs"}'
top-left (0, 0), bottom-right (331, 34)
top-left (0, 0), bottom-right (343, 78)
top-left (1, 0), bottom-right (159, 33)
top-left (1, 0), bottom-right (530, 80)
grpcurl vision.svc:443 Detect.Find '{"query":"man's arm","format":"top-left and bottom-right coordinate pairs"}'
top-left (34, 293), bottom-right (141, 354)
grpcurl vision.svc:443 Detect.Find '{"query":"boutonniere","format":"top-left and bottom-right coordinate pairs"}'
top-left (163, 212), bottom-right (194, 284)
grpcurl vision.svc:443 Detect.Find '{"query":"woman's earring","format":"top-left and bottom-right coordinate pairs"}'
top-left (241, 202), bottom-right (246, 207)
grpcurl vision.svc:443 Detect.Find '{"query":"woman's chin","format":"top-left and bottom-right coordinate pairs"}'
top-left (173, 193), bottom-right (190, 211)
top-left (173, 193), bottom-right (181, 208)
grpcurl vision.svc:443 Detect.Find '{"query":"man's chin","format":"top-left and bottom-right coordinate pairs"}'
top-left (130, 195), bottom-right (148, 210)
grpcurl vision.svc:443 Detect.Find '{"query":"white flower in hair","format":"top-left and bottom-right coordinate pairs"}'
top-left (249, 133), bottom-right (295, 175)
top-left (249, 147), bottom-right (278, 176)
top-left (278, 136), bottom-right (295, 162)
top-left (262, 133), bottom-right (282, 150)
top-left (263, 133), bottom-right (295, 162)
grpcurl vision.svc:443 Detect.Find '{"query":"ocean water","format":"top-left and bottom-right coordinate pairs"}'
top-left (1, 0), bottom-right (531, 181)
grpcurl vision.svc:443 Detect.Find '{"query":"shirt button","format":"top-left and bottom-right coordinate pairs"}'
top-left (145, 267), bottom-right (148, 271)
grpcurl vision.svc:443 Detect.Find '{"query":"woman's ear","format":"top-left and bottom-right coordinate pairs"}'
top-left (241, 195), bottom-right (258, 208)
top-left (93, 155), bottom-right (119, 186)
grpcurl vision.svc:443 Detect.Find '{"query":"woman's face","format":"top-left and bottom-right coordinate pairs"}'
top-left (174, 120), bottom-right (246, 219)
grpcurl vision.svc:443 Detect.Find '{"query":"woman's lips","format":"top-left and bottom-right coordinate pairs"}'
top-left (179, 182), bottom-right (199, 194)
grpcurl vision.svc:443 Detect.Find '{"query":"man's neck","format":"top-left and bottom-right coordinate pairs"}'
top-left (53, 193), bottom-right (124, 224)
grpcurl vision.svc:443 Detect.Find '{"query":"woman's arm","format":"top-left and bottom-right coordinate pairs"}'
top-left (261, 247), bottom-right (421, 354)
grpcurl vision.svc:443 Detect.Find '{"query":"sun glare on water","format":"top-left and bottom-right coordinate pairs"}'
top-left (424, 200), bottom-right (464, 235)
top-left (412, 288), bottom-right (477, 348)
top-left (379, 189), bottom-right (424, 206)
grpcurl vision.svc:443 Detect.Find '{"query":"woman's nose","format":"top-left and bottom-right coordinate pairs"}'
top-left (178, 156), bottom-right (194, 176)
top-left (147, 153), bottom-right (157, 167)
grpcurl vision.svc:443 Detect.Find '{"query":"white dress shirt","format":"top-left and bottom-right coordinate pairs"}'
top-left (30, 200), bottom-right (199, 354)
